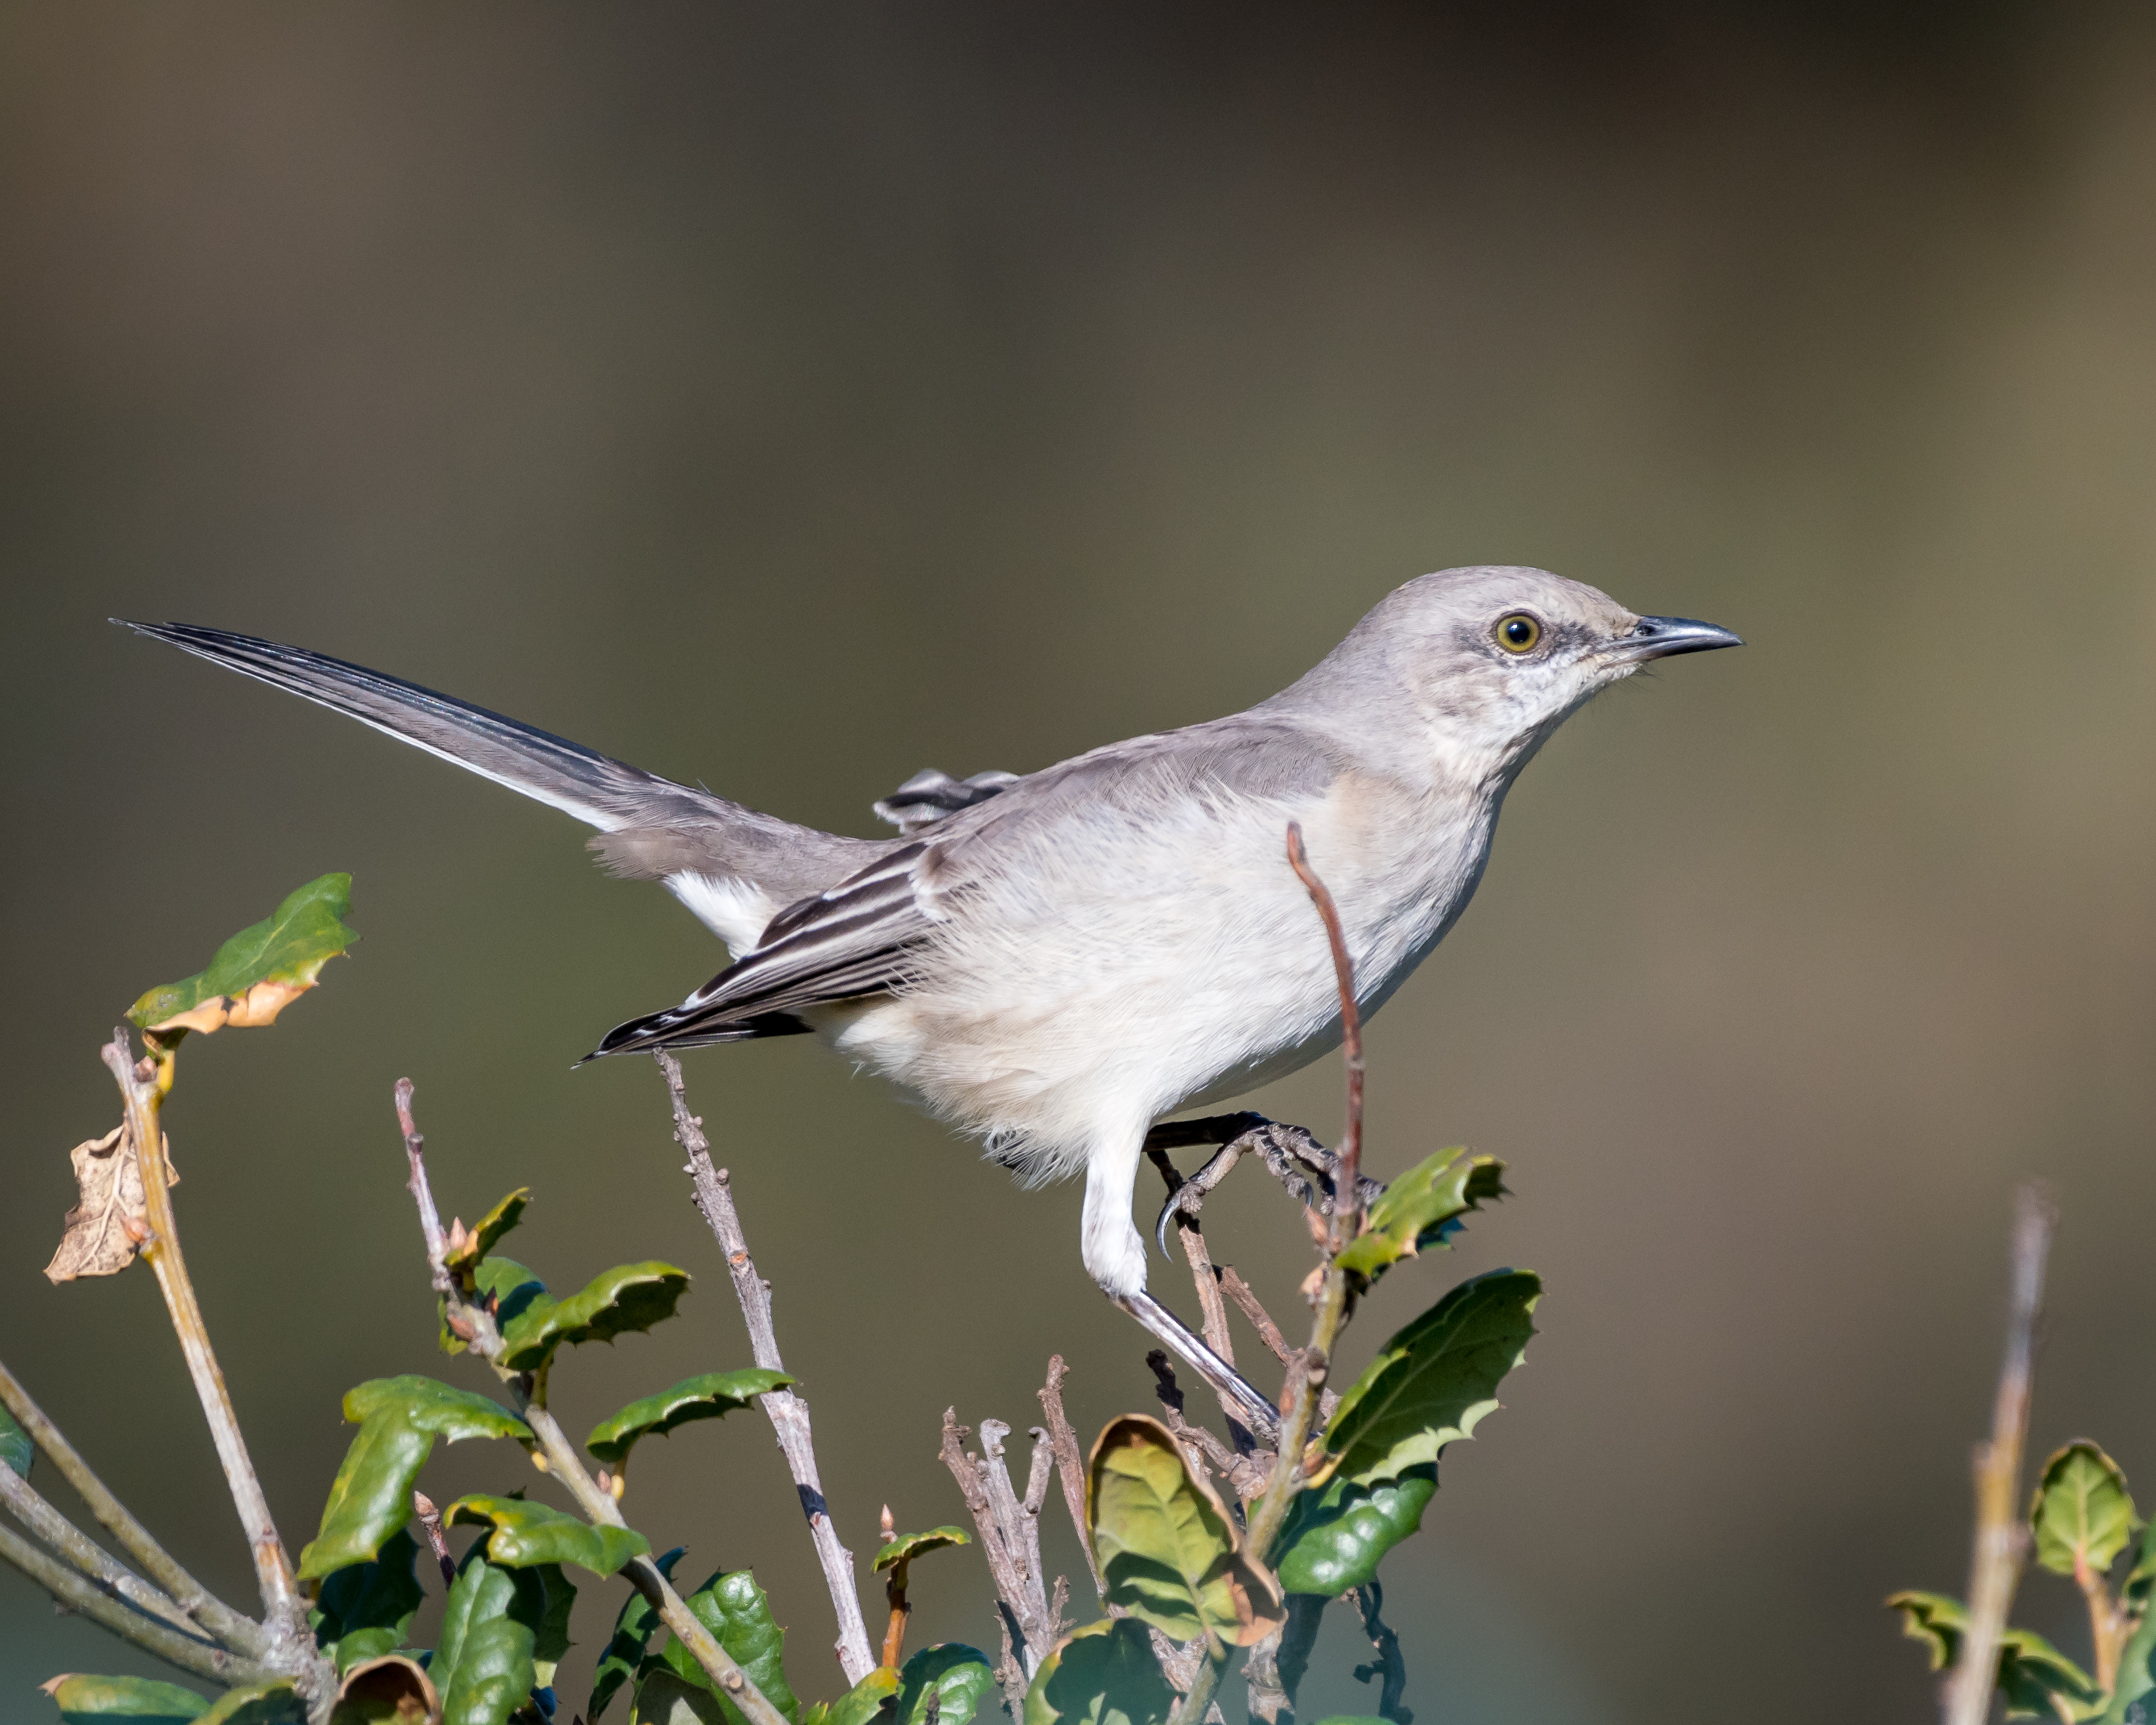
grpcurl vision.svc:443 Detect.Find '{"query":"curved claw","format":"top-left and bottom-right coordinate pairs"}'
top-left (1153, 1189), bottom-right (1191, 1260)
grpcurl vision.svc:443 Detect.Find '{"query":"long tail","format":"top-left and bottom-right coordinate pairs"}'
top-left (116, 622), bottom-right (885, 911)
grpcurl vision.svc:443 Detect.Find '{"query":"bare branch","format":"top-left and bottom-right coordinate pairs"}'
top-left (1217, 1268), bottom-right (1294, 1368)
top-left (1285, 825), bottom-right (1366, 1252)
top-left (396, 1078), bottom-right (450, 1297)
top-left (939, 1409), bottom-right (1056, 1709)
top-left (0, 1461), bottom-right (204, 1638)
top-left (411, 1491), bottom-right (456, 1587)
top-left (0, 1358), bottom-right (265, 1657)
top-left (655, 1052), bottom-right (877, 1686)
top-left (1036, 1356), bottom-right (1102, 1600)
top-left (100, 1031), bottom-right (306, 1653)
top-left (1948, 1183), bottom-right (2055, 1725)
top-left (1351, 1581), bottom-right (1411, 1724)
top-left (0, 1520), bottom-right (273, 1689)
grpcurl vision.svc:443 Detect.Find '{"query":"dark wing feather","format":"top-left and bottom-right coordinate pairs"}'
top-left (589, 843), bottom-right (942, 1055)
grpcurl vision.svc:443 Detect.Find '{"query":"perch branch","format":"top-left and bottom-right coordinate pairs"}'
top-left (1947, 1182), bottom-right (2054, 1725)
top-left (655, 1052), bottom-right (879, 1686)
top-left (0, 1520), bottom-right (273, 1688)
top-left (1175, 826), bottom-right (1373, 1725)
top-left (0, 1358), bottom-right (266, 1656)
top-left (1037, 1356), bottom-right (1103, 1600)
top-left (0, 1462), bottom-right (205, 1637)
top-left (100, 1030), bottom-right (304, 1646)
top-left (398, 1080), bottom-right (793, 1725)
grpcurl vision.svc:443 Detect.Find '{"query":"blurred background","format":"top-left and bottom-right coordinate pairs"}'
top-left (2, 5), bottom-right (2153, 1720)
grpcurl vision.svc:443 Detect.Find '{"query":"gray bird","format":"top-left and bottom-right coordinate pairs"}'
top-left (123, 566), bottom-right (1737, 1434)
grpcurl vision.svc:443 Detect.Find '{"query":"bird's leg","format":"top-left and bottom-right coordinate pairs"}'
top-left (1144, 1114), bottom-right (1384, 1257)
top-left (1110, 1289), bottom-right (1281, 1446)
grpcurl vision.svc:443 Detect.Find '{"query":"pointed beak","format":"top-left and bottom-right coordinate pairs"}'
top-left (1616, 615), bottom-right (1745, 661)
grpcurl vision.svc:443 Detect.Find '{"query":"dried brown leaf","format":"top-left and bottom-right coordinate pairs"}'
top-left (45, 1123), bottom-right (176, 1283)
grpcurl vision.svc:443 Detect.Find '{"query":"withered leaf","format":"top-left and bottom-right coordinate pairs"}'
top-left (45, 1123), bottom-right (177, 1283)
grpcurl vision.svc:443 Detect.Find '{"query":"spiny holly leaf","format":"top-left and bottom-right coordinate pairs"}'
top-left (874, 1526), bottom-right (971, 1574)
top-left (299, 1380), bottom-right (529, 1579)
top-left (589, 1547), bottom-right (685, 1720)
top-left (39, 1675), bottom-right (207, 1720)
top-left (2032, 1442), bottom-right (2139, 1579)
top-left (897, 1645), bottom-right (997, 1725)
top-left (661, 1568), bottom-right (802, 1724)
top-left (195, 1685), bottom-right (304, 1724)
top-left (434, 1555), bottom-right (547, 1725)
top-left (445, 1495), bottom-right (650, 1575)
top-left (1273, 1465), bottom-right (1437, 1596)
top-left (587, 1369), bottom-right (793, 1470)
top-left (345, 1377), bottom-right (530, 1443)
top-left (525, 1560), bottom-right (578, 1690)
top-left (497, 1262), bottom-right (691, 1372)
top-left (1021, 1621), bottom-right (1176, 1725)
top-left (444, 1190), bottom-right (531, 1276)
top-left (1314, 1269), bottom-right (1541, 1490)
top-left (128, 874), bottom-right (358, 1038)
top-left (327, 1655), bottom-right (437, 1723)
top-left (1334, 1148), bottom-right (1505, 1284)
top-left (1886, 1592), bottom-right (2105, 1719)
top-left (1, 1400), bottom-right (31, 1478)
top-left (1087, 1415), bottom-right (1283, 1646)
top-left (310, 1529), bottom-right (423, 1672)
top-left (442, 1258), bottom-right (549, 1356)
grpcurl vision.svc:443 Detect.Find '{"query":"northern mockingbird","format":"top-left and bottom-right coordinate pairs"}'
top-left (123, 566), bottom-right (1738, 1435)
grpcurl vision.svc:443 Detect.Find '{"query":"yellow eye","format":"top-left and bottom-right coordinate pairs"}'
top-left (1495, 613), bottom-right (1541, 654)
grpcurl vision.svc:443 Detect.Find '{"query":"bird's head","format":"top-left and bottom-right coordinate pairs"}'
top-left (1283, 564), bottom-right (1741, 784)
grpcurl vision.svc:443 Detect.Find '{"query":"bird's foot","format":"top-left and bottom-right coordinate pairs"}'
top-left (1144, 1113), bottom-right (1384, 1258)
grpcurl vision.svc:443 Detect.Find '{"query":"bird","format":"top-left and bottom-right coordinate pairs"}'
top-left (121, 566), bottom-right (1739, 1436)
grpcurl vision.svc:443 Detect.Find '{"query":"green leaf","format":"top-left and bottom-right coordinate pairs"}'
top-left (587, 1369), bottom-right (793, 1471)
top-left (438, 1614), bottom-right (538, 1725)
top-left (1334, 1148), bottom-right (1506, 1283)
top-left (631, 1669), bottom-right (727, 1724)
top-left (1317, 1269), bottom-right (1541, 1489)
top-left (299, 1379), bottom-right (530, 1580)
top-left (873, 1526), bottom-right (971, 1574)
top-left (310, 1529), bottom-right (424, 1672)
top-left (2125, 1524), bottom-right (2156, 1612)
top-left (898, 1645), bottom-right (996, 1725)
top-left (2104, 1583), bottom-right (2156, 1724)
top-left (128, 873), bottom-right (358, 1037)
top-left (443, 1258), bottom-right (549, 1356)
top-left (819, 1668), bottom-right (900, 1725)
top-left (1886, 1592), bottom-right (2105, 1720)
top-left (2, 1401), bottom-right (32, 1479)
top-left (40, 1676), bottom-right (208, 1721)
top-left (1274, 1465), bottom-right (1437, 1596)
top-left (1021, 1621), bottom-right (1176, 1725)
top-left (1087, 1415), bottom-right (1283, 1646)
top-left (444, 1494), bottom-right (652, 1575)
top-left (661, 1568), bottom-right (802, 1725)
top-left (298, 1413), bottom-right (432, 1581)
top-left (445, 1190), bottom-right (531, 1276)
top-left (2032, 1442), bottom-right (2140, 1579)
top-left (195, 1685), bottom-right (305, 1725)
top-left (589, 1547), bottom-right (686, 1720)
top-left (497, 1262), bottom-right (692, 1372)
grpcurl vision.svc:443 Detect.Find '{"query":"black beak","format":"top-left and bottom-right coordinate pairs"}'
top-left (1619, 615), bottom-right (1744, 661)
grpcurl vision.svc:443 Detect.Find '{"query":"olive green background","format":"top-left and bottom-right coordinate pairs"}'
top-left (3, 6), bottom-right (2153, 1721)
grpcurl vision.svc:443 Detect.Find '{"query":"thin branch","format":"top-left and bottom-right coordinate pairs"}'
top-left (396, 1079), bottom-right (450, 1297)
top-left (0, 1462), bottom-right (205, 1637)
top-left (1948, 1182), bottom-right (2054, 1725)
top-left (1036, 1356), bottom-right (1102, 1600)
top-left (1144, 1356), bottom-right (1268, 1508)
top-left (1217, 1269), bottom-right (1294, 1368)
top-left (1284, 825), bottom-right (1366, 1253)
top-left (655, 1052), bottom-right (878, 1686)
top-left (0, 1520), bottom-right (274, 1689)
top-left (100, 1030), bottom-right (306, 1650)
top-left (939, 1411), bottom-right (1056, 1711)
top-left (0, 1358), bottom-right (266, 1657)
top-left (1351, 1581), bottom-right (1411, 1724)
top-left (398, 1081), bottom-right (793, 1725)
top-left (411, 1491), bottom-right (456, 1587)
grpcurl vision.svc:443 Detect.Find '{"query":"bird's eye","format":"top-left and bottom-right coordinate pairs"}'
top-left (1495, 613), bottom-right (1542, 654)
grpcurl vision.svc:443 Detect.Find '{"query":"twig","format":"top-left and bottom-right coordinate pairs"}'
top-left (0, 1521), bottom-right (274, 1688)
top-left (398, 1081), bottom-right (793, 1725)
top-left (0, 1359), bottom-right (266, 1657)
top-left (1174, 828), bottom-right (1373, 1725)
top-left (1217, 1269), bottom-right (1294, 1368)
top-left (1145, 1161), bottom-right (1257, 1455)
top-left (0, 1463), bottom-right (205, 1637)
top-left (411, 1491), bottom-right (456, 1587)
top-left (655, 1052), bottom-right (878, 1686)
top-left (938, 1411), bottom-right (1056, 1711)
top-left (1144, 1356), bottom-right (1268, 1508)
top-left (396, 1079), bottom-right (451, 1296)
top-left (1351, 1581), bottom-right (1411, 1724)
top-left (100, 1031), bottom-right (307, 1653)
top-left (1947, 1183), bottom-right (2054, 1725)
top-left (1036, 1356), bottom-right (1103, 1600)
